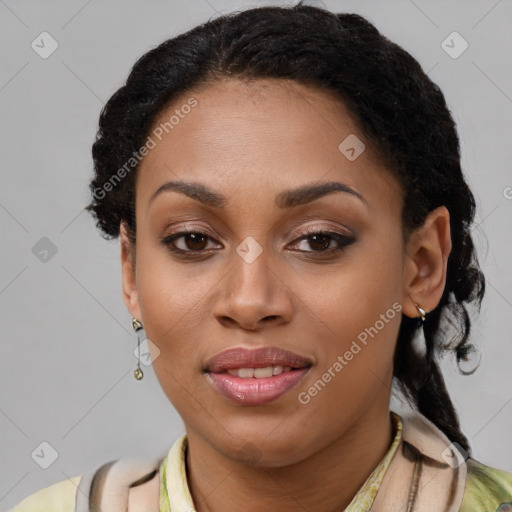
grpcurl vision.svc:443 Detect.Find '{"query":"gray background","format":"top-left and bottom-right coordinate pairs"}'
top-left (1, 0), bottom-right (511, 509)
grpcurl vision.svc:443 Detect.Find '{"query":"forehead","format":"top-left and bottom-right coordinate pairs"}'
top-left (136, 78), bottom-right (401, 215)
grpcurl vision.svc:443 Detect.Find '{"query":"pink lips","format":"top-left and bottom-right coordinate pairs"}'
top-left (204, 346), bottom-right (312, 406)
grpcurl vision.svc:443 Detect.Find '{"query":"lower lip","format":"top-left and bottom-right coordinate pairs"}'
top-left (206, 368), bottom-right (310, 406)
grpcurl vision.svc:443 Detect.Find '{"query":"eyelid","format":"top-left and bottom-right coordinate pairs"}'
top-left (163, 222), bottom-right (222, 241)
top-left (161, 217), bottom-right (355, 245)
top-left (287, 220), bottom-right (355, 240)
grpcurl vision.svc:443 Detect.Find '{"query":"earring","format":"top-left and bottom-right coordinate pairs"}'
top-left (411, 303), bottom-right (429, 357)
top-left (414, 303), bottom-right (428, 326)
top-left (132, 317), bottom-right (144, 381)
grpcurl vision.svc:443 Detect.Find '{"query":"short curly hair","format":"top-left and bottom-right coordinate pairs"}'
top-left (85, 1), bottom-right (485, 454)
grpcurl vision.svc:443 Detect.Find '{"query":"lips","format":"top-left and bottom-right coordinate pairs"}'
top-left (204, 346), bottom-right (312, 406)
top-left (204, 346), bottom-right (312, 373)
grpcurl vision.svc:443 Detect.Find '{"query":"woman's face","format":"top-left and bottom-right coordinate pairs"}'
top-left (121, 78), bottom-right (436, 466)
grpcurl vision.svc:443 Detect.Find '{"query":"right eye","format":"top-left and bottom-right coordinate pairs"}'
top-left (161, 230), bottom-right (223, 255)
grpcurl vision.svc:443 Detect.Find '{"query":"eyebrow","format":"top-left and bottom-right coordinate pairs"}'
top-left (148, 180), bottom-right (367, 209)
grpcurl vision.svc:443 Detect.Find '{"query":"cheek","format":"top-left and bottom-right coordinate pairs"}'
top-left (136, 237), bottom-right (214, 332)
top-left (297, 232), bottom-right (402, 335)
top-left (134, 245), bottom-right (210, 383)
top-left (295, 232), bottom-right (403, 392)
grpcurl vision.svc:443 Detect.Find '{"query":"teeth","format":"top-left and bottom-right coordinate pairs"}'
top-left (226, 366), bottom-right (293, 378)
top-left (237, 368), bottom-right (254, 378)
top-left (254, 366), bottom-right (273, 378)
top-left (272, 365), bottom-right (283, 375)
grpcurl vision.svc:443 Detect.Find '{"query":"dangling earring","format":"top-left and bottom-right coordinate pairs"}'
top-left (411, 303), bottom-right (429, 357)
top-left (132, 317), bottom-right (144, 380)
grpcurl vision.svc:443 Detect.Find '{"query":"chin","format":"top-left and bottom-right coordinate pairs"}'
top-left (210, 421), bottom-right (319, 468)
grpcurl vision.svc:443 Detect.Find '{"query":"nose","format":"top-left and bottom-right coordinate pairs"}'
top-left (213, 242), bottom-right (293, 331)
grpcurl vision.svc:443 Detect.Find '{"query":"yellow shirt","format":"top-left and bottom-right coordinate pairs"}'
top-left (8, 412), bottom-right (512, 511)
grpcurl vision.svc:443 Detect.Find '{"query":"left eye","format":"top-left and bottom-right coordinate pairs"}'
top-left (290, 231), bottom-right (355, 253)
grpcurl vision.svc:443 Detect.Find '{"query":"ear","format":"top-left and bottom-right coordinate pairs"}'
top-left (402, 206), bottom-right (452, 319)
top-left (120, 221), bottom-right (141, 321)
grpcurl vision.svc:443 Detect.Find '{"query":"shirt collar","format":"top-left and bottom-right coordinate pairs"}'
top-left (159, 411), bottom-right (403, 512)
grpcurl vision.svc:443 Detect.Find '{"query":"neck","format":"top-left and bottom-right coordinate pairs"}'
top-left (185, 397), bottom-right (395, 512)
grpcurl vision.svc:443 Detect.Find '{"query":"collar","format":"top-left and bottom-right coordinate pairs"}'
top-left (371, 409), bottom-right (468, 511)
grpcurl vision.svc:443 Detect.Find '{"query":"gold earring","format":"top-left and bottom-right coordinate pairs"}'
top-left (414, 303), bottom-right (428, 324)
top-left (132, 317), bottom-right (144, 380)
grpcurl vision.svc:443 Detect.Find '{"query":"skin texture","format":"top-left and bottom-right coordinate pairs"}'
top-left (120, 78), bottom-right (452, 512)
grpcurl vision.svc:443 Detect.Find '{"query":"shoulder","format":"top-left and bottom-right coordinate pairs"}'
top-left (7, 451), bottom-right (165, 512)
top-left (7, 475), bottom-right (82, 512)
top-left (460, 457), bottom-right (512, 511)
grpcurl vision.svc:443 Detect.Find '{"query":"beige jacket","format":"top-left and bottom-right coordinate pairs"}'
top-left (371, 409), bottom-right (467, 511)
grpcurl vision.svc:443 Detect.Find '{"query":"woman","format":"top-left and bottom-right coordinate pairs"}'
top-left (9, 2), bottom-right (512, 511)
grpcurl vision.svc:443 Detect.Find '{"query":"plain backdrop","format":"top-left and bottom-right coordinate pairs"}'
top-left (1, 0), bottom-right (511, 510)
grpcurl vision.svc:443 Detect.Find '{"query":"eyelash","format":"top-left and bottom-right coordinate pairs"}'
top-left (161, 228), bottom-right (355, 258)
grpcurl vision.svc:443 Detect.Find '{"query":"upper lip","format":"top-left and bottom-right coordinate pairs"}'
top-left (204, 346), bottom-right (313, 373)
